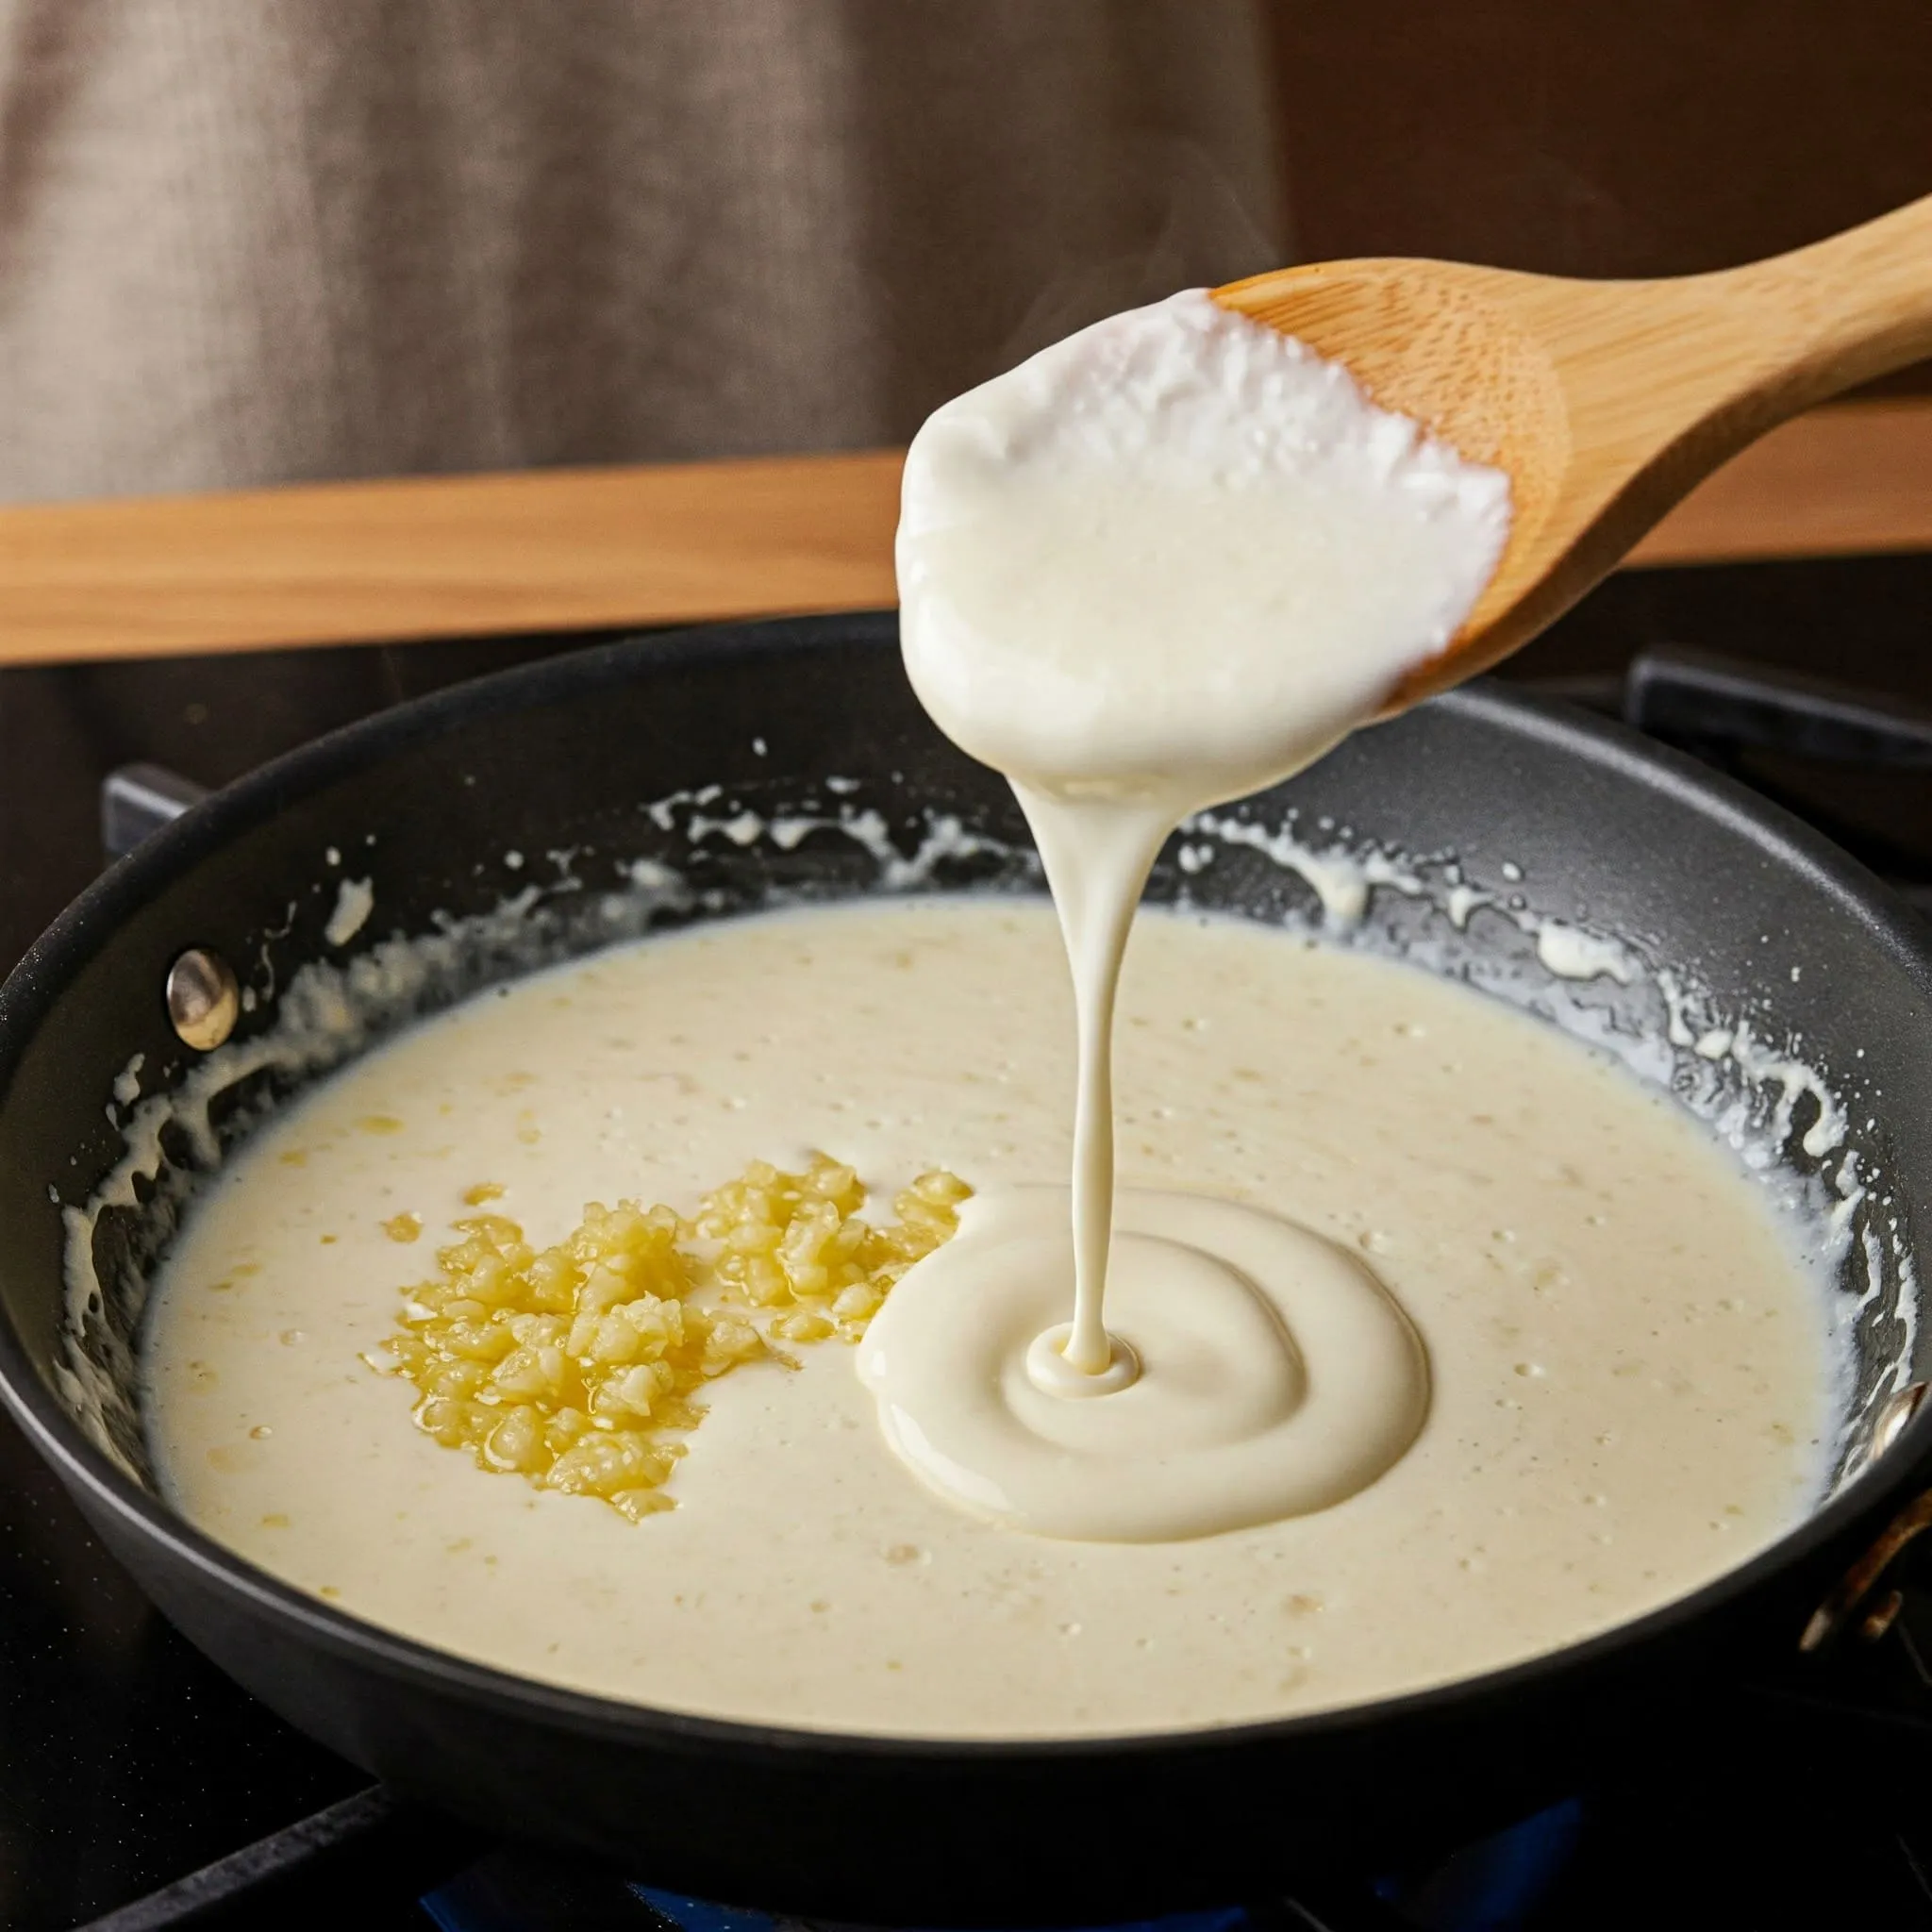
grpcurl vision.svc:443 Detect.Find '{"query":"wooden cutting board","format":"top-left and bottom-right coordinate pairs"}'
top-left (0, 401), bottom-right (1926, 669)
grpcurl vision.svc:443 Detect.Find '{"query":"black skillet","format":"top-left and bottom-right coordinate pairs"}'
top-left (0, 612), bottom-right (1927, 1925)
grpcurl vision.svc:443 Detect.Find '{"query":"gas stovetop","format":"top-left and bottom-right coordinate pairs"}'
top-left (4, 558), bottom-right (1932, 1932)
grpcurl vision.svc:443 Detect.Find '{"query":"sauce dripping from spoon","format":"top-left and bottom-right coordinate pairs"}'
top-left (866, 289), bottom-right (1506, 1535)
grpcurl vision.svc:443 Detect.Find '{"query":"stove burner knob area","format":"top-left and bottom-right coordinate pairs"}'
top-left (167, 946), bottom-right (240, 1052)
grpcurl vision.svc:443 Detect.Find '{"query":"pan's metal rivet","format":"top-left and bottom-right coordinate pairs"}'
top-left (1858, 1589), bottom-right (1905, 1644)
top-left (166, 948), bottom-right (240, 1052)
top-left (1874, 1381), bottom-right (1928, 1460)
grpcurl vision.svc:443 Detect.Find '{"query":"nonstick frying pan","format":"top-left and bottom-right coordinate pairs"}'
top-left (0, 611), bottom-right (1928, 1924)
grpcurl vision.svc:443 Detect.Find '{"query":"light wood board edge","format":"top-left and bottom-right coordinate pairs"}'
top-left (0, 404), bottom-right (1925, 670)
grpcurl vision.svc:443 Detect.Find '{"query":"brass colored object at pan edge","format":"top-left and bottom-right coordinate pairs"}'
top-left (166, 947), bottom-right (240, 1053)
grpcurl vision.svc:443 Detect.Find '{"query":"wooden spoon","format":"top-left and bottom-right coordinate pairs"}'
top-left (1213, 192), bottom-right (1932, 707)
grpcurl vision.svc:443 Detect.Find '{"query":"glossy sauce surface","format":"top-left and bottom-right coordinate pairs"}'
top-left (144, 899), bottom-right (1833, 1739)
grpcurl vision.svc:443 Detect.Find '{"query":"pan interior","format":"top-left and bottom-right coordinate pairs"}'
top-left (56, 747), bottom-right (1913, 1502)
top-left (17, 635), bottom-right (1922, 1673)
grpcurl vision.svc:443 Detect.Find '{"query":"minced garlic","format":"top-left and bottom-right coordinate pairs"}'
top-left (372, 1157), bottom-right (969, 1522)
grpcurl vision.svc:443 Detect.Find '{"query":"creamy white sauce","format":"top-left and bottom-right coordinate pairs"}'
top-left (858, 1187), bottom-right (1428, 1541)
top-left (324, 877), bottom-right (376, 948)
top-left (891, 289), bottom-right (1511, 1532)
top-left (1535, 922), bottom-right (1636, 985)
top-left (142, 899), bottom-right (1836, 1738)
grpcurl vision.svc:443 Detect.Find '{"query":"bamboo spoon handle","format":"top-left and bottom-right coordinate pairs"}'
top-left (1521, 194), bottom-right (1932, 664)
top-left (1550, 191), bottom-right (1932, 471)
top-left (1498, 191), bottom-right (1932, 569)
top-left (1216, 191), bottom-right (1932, 702)
top-left (1721, 192), bottom-right (1932, 410)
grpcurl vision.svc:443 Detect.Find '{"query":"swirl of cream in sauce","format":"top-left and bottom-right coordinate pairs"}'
top-left (879, 287), bottom-right (1511, 1541)
top-left (858, 1187), bottom-right (1428, 1541)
